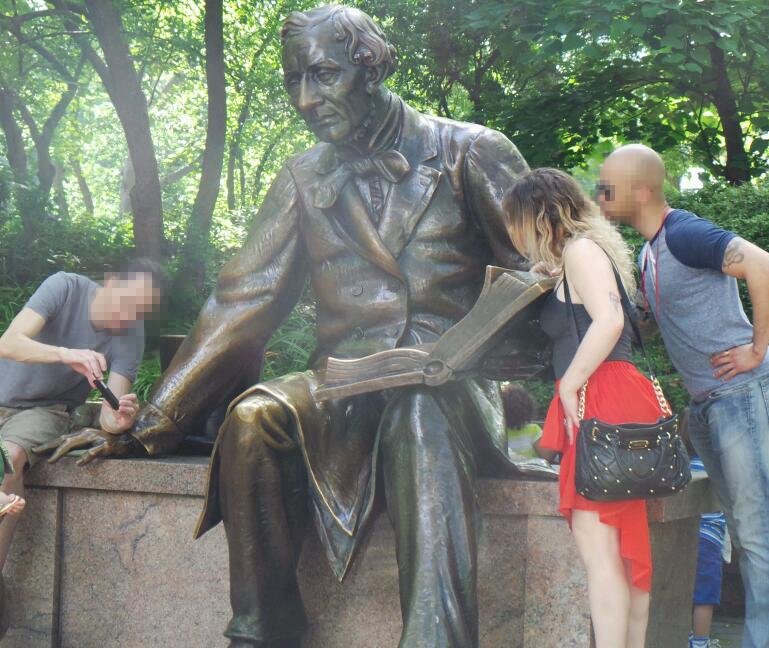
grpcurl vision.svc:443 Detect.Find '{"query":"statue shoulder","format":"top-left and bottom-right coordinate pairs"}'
top-left (419, 111), bottom-right (523, 165)
top-left (285, 142), bottom-right (332, 176)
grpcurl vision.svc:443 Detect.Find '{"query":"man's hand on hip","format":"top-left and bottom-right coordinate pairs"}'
top-left (711, 343), bottom-right (766, 381)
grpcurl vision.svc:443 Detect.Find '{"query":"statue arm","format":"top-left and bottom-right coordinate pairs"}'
top-left (463, 128), bottom-right (530, 269)
top-left (134, 165), bottom-right (308, 455)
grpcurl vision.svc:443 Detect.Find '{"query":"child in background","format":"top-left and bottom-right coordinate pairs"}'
top-left (500, 382), bottom-right (556, 462)
top-left (690, 456), bottom-right (730, 648)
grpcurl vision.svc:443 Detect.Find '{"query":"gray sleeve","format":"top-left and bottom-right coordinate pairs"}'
top-left (108, 323), bottom-right (145, 383)
top-left (24, 272), bottom-right (72, 322)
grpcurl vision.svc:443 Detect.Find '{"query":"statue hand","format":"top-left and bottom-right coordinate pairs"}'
top-left (32, 428), bottom-right (144, 466)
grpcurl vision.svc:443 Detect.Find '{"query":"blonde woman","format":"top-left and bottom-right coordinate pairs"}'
top-left (503, 168), bottom-right (665, 648)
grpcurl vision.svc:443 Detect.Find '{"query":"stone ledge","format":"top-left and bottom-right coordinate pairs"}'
top-left (26, 454), bottom-right (717, 520)
top-left (4, 455), bottom-right (718, 648)
top-left (26, 453), bottom-right (211, 497)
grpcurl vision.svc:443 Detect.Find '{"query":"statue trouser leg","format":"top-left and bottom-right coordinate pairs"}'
top-left (380, 387), bottom-right (480, 648)
top-left (217, 394), bottom-right (308, 647)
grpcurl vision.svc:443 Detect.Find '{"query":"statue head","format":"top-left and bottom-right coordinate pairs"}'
top-left (281, 5), bottom-right (397, 144)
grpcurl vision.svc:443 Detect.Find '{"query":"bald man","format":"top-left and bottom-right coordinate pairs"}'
top-left (598, 143), bottom-right (769, 648)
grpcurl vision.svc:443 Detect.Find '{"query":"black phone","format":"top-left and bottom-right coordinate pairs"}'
top-left (94, 378), bottom-right (120, 410)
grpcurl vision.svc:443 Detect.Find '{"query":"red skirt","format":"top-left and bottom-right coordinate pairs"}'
top-left (541, 360), bottom-right (663, 592)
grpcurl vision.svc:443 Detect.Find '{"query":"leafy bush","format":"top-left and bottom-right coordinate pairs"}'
top-left (0, 285), bottom-right (37, 331)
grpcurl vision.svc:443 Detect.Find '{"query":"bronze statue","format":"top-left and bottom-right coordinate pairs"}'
top-left (39, 6), bottom-right (550, 647)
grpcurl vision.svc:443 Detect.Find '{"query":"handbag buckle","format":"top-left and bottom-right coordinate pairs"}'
top-left (628, 439), bottom-right (650, 450)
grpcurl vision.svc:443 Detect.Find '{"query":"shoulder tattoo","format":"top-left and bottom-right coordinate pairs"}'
top-left (722, 237), bottom-right (745, 271)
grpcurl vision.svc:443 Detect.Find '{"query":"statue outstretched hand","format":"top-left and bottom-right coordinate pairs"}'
top-left (31, 404), bottom-right (175, 465)
top-left (32, 428), bottom-right (142, 465)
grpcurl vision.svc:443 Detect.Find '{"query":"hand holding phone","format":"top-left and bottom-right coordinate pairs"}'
top-left (94, 378), bottom-right (120, 410)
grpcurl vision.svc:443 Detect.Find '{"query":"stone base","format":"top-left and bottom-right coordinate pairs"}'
top-left (3, 456), bottom-right (716, 647)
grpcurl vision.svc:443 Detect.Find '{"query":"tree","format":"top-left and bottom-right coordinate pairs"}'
top-left (175, 0), bottom-right (226, 295)
top-left (0, 8), bottom-right (87, 243)
top-left (41, 0), bottom-right (166, 258)
top-left (462, 0), bottom-right (769, 182)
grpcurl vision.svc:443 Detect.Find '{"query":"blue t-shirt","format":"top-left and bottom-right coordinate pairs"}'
top-left (639, 210), bottom-right (769, 400)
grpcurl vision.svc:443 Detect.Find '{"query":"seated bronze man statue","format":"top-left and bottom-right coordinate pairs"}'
top-left (41, 6), bottom-right (545, 647)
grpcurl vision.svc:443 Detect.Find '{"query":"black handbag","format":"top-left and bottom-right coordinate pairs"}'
top-left (563, 262), bottom-right (691, 502)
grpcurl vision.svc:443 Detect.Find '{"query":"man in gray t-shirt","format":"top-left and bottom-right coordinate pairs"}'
top-left (598, 144), bottom-right (769, 648)
top-left (0, 259), bottom-right (163, 574)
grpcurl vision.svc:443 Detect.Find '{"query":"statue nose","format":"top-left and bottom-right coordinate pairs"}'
top-left (297, 78), bottom-right (321, 112)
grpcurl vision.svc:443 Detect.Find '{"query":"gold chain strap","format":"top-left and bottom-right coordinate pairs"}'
top-left (576, 375), bottom-right (672, 423)
top-left (651, 375), bottom-right (673, 417)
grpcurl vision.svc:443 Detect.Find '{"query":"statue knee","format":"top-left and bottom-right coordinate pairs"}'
top-left (380, 389), bottom-right (436, 450)
top-left (221, 394), bottom-right (292, 456)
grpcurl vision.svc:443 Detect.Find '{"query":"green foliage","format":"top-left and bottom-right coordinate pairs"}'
top-left (261, 297), bottom-right (316, 381)
top-left (424, 0), bottom-right (769, 179)
top-left (122, 352), bottom-right (161, 402)
top-left (0, 284), bottom-right (35, 331)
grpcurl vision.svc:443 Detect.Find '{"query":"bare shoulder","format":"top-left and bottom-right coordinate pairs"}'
top-left (563, 237), bottom-right (608, 269)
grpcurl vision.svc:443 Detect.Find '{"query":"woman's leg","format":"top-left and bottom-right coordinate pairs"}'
top-left (626, 581), bottom-right (650, 648)
top-left (572, 509), bottom-right (631, 648)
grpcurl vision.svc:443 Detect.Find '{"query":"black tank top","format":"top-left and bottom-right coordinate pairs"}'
top-left (540, 286), bottom-right (633, 380)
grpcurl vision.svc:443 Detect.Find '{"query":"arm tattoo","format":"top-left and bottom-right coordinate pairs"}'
top-left (722, 238), bottom-right (745, 271)
top-left (609, 292), bottom-right (622, 313)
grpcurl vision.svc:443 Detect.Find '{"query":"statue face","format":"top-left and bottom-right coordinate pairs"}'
top-left (282, 23), bottom-right (373, 143)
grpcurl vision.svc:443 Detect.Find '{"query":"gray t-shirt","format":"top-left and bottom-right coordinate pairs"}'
top-left (0, 272), bottom-right (144, 409)
top-left (639, 209), bottom-right (769, 400)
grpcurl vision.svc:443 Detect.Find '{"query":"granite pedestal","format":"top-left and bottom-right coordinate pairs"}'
top-left (3, 456), bottom-right (716, 648)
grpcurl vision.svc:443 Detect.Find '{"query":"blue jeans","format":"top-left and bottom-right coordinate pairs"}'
top-left (689, 372), bottom-right (769, 648)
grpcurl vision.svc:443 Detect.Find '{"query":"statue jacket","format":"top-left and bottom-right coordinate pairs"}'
top-left (133, 94), bottom-right (532, 578)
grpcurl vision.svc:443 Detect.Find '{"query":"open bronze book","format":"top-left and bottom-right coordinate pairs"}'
top-left (315, 268), bottom-right (556, 401)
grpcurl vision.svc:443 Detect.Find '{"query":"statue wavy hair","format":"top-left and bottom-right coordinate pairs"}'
top-left (281, 5), bottom-right (397, 90)
top-left (503, 167), bottom-right (637, 294)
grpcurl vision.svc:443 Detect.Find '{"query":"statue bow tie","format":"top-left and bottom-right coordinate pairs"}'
top-left (314, 149), bottom-right (411, 209)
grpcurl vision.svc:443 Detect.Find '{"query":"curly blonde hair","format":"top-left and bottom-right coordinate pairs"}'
top-left (502, 168), bottom-right (636, 294)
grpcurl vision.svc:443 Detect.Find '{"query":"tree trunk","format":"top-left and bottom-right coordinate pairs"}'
top-left (0, 86), bottom-right (28, 184)
top-left (72, 159), bottom-right (94, 216)
top-left (81, 0), bottom-right (164, 258)
top-left (175, 0), bottom-right (226, 295)
top-left (52, 160), bottom-right (69, 219)
top-left (251, 130), bottom-right (284, 209)
top-left (707, 41), bottom-right (751, 185)
top-left (226, 140), bottom-right (239, 210)
top-left (0, 85), bottom-right (40, 238)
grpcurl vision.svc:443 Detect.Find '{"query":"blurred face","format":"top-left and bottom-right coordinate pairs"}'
top-left (282, 23), bottom-right (373, 143)
top-left (101, 274), bottom-right (160, 330)
top-left (597, 160), bottom-right (640, 223)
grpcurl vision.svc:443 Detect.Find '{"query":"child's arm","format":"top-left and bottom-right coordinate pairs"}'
top-left (533, 438), bottom-right (557, 462)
